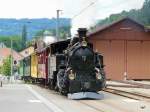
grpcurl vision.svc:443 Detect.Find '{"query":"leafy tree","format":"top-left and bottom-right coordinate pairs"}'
top-left (26, 40), bottom-right (33, 47)
top-left (34, 29), bottom-right (45, 37)
top-left (0, 35), bottom-right (22, 51)
top-left (33, 25), bottom-right (71, 40)
top-left (21, 25), bottom-right (27, 49)
top-left (59, 26), bottom-right (71, 39)
top-left (2, 56), bottom-right (11, 76)
top-left (93, 0), bottom-right (150, 29)
top-left (0, 66), bottom-right (2, 74)
top-left (141, 0), bottom-right (150, 25)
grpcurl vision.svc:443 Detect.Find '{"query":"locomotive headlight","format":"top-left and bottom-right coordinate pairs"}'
top-left (96, 73), bottom-right (102, 80)
top-left (82, 41), bottom-right (87, 47)
top-left (68, 70), bottom-right (75, 80)
top-left (82, 37), bottom-right (87, 47)
top-left (95, 67), bottom-right (102, 80)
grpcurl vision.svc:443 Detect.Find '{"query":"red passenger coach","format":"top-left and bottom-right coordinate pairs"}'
top-left (37, 47), bottom-right (50, 84)
top-left (45, 47), bottom-right (50, 84)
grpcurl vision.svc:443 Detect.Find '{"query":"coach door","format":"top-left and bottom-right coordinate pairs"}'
top-left (48, 55), bottom-right (56, 79)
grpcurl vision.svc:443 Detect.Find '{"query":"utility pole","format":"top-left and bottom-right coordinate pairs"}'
top-left (56, 9), bottom-right (62, 41)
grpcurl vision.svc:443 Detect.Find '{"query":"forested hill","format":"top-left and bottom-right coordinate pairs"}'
top-left (0, 18), bottom-right (71, 39)
top-left (93, 0), bottom-right (150, 29)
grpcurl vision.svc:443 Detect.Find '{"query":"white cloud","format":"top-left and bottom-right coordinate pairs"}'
top-left (0, 0), bottom-right (60, 18)
top-left (0, 0), bottom-right (145, 19)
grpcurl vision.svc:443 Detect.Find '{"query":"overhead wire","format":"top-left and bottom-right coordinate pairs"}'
top-left (71, 0), bottom-right (128, 20)
top-left (72, 0), bottom-right (98, 20)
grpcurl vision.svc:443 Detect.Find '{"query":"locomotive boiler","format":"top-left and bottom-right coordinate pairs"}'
top-left (48, 28), bottom-right (106, 99)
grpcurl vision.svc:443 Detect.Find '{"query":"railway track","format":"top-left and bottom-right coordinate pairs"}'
top-left (106, 84), bottom-right (141, 88)
top-left (76, 98), bottom-right (145, 112)
top-left (35, 84), bottom-right (129, 112)
top-left (79, 100), bottom-right (134, 112)
top-left (37, 83), bottom-right (150, 103)
top-left (79, 101), bottom-right (106, 112)
top-left (36, 83), bottom-right (150, 103)
top-left (113, 80), bottom-right (150, 89)
top-left (104, 87), bottom-right (150, 102)
top-left (33, 84), bottom-right (150, 112)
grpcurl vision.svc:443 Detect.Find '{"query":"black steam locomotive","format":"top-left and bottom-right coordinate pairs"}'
top-left (49, 28), bottom-right (106, 98)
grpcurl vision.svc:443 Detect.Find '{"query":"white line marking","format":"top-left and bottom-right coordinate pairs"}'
top-left (28, 100), bottom-right (42, 103)
top-left (26, 85), bottom-right (64, 112)
top-left (123, 99), bottom-right (139, 103)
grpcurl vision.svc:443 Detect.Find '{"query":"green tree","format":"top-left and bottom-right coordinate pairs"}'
top-left (93, 0), bottom-right (150, 29)
top-left (0, 66), bottom-right (2, 74)
top-left (2, 56), bottom-right (11, 76)
top-left (0, 35), bottom-right (22, 51)
top-left (33, 25), bottom-right (71, 40)
top-left (22, 25), bottom-right (27, 49)
top-left (26, 40), bottom-right (33, 47)
top-left (141, 0), bottom-right (150, 25)
top-left (34, 29), bottom-right (45, 38)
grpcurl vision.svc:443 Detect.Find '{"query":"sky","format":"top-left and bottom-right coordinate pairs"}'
top-left (0, 0), bottom-right (145, 34)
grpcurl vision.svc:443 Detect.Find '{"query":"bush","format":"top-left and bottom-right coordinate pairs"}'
top-left (0, 66), bottom-right (2, 74)
top-left (2, 56), bottom-right (11, 76)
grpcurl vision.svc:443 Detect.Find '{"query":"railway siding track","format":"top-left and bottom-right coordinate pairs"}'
top-left (79, 101), bottom-right (106, 112)
top-left (114, 80), bottom-right (150, 89)
top-left (104, 87), bottom-right (150, 102)
top-left (79, 100), bottom-right (133, 112)
top-left (106, 84), bottom-right (141, 88)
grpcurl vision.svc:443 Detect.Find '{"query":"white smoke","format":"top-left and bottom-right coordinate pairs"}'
top-left (71, 0), bottom-right (98, 36)
top-left (70, 0), bottom-right (144, 36)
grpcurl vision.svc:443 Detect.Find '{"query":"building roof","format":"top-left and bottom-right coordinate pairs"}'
top-left (19, 46), bottom-right (34, 58)
top-left (0, 48), bottom-right (23, 61)
top-left (87, 17), bottom-right (150, 37)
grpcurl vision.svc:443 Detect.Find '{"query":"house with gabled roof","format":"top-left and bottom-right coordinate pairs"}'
top-left (0, 48), bottom-right (23, 66)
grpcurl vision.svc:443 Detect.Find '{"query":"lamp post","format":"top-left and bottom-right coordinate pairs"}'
top-left (10, 39), bottom-right (13, 82)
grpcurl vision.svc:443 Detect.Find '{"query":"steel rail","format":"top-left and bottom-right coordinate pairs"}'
top-left (104, 88), bottom-right (150, 102)
top-left (113, 80), bottom-right (150, 89)
top-left (79, 99), bottom-right (134, 112)
top-left (79, 101), bottom-right (106, 112)
top-left (106, 84), bottom-right (141, 88)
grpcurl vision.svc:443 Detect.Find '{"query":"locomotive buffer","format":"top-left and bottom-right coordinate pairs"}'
top-left (68, 92), bottom-right (104, 100)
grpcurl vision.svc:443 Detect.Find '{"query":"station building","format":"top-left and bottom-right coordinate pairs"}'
top-left (88, 17), bottom-right (150, 80)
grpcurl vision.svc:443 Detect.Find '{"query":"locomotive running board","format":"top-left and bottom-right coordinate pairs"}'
top-left (68, 92), bottom-right (104, 100)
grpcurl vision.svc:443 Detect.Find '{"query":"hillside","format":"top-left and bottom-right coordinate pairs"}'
top-left (0, 18), bottom-right (71, 39)
top-left (91, 0), bottom-right (150, 30)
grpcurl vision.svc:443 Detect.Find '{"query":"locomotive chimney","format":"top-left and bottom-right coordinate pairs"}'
top-left (77, 28), bottom-right (87, 42)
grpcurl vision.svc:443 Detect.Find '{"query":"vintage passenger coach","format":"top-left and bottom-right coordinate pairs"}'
top-left (31, 53), bottom-right (38, 82)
